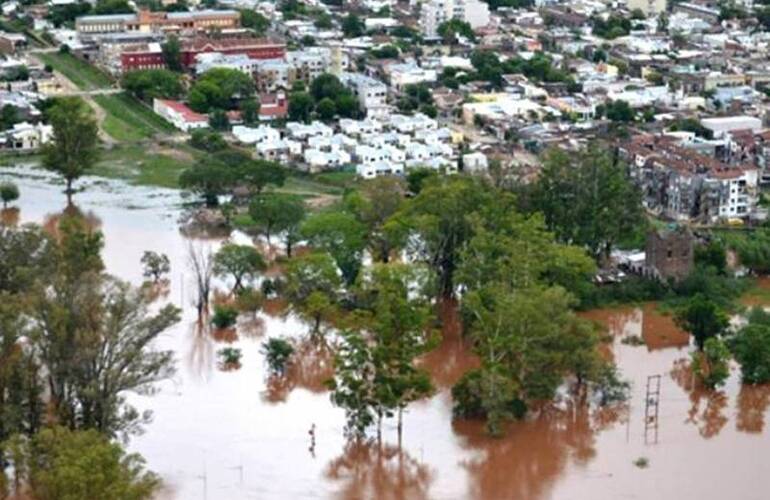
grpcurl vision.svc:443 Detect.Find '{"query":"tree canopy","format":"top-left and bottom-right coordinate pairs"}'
top-left (41, 97), bottom-right (100, 203)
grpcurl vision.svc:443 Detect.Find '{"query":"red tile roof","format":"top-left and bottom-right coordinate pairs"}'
top-left (158, 99), bottom-right (207, 123)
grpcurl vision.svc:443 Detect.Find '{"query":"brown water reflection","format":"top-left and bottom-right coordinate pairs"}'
top-left (455, 403), bottom-right (624, 500)
top-left (326, 441), bottom-right (434, 500)
top-left (419, 298), bottom-right (479, 389)
top-left (7, 167), bottom-right (770, 500)
top-left (262, 335), bottom-right (335, 403)
top-left (0, 206), bottom-right (19, 226)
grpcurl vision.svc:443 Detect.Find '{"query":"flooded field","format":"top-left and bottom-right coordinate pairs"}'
top-left (3, 164), bottom-right (770, 500)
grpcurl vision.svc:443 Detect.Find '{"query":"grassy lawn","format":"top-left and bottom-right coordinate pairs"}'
top-left (37, 52), bottom-right (113, 90)
top-left (92, 143), bottom-right (198, 188)
top-left (93, 93), bottom-right (176, 142)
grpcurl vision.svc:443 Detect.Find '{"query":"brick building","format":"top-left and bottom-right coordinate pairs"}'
top-left (120, 37), bottom-right (285, 73)
top-left (645, 227), bottom-right (694, 282)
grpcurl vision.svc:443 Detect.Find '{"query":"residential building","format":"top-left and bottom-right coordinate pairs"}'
top-left (387, 63), bottom-right (437, 91)
top-left (619, 135), bottom-right (760, 223)
top-left (0, 122), bottom-right (52, 150)
top-left (627, 0), bottom-right (667, 16)
top-left (420, 0), bottom-right (490, 37)
top-left (153, 98), bottom-right (208, 131)
top-left (339, 72), bottom-right (389, 119)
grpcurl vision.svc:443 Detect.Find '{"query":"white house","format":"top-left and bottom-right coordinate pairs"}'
top-left (357, 160), bottom-right (404, 179)
top-left (0, 122), bottom-right (52, 150)
top-left (153, 99), bottom-right (208, 132)
top-left (463, 151), bottom-right (488, 172)
top-left (232, 125), bottom-right (280, 145)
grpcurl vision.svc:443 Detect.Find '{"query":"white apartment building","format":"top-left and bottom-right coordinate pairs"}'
top-left (339, 72), bottom-right (389, 119)
top-left (388, 63), bottom-right (437, 91)
top-left (420, 0), bottom-right (490, 38)
top-left (286, 46), bottom-right (349, 84)
top-left (627, 0), bottom-right (667, 16)
top-left (195, 52), bottom-right (259, 75)
top-left (712, 168), bottom-right (759, 220)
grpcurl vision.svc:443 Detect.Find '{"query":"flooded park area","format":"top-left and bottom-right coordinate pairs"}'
top-left (3, 163), bottom-right (770, 500)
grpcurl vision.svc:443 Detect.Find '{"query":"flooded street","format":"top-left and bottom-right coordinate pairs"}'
top-left (3, 164), bottom-right (770, 500)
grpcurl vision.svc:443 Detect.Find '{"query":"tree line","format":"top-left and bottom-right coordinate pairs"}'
top-left (1, 213), bottom-right (179, 498)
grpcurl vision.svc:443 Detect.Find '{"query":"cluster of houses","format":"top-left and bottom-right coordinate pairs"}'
top-left (0, 0), bottom-right (770, 227)
top-left (229, 112), bottom-right (480, 178)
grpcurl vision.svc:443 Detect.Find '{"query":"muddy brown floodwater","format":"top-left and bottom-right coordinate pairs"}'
top-left (3, 164), bottom-right (770, 500)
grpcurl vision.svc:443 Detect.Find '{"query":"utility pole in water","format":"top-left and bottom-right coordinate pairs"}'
top-left (644, 374), bottom-right (661, 445)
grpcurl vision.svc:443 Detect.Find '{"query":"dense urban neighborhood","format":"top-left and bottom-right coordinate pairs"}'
top-left (3, 0), bottom-right (770, 497)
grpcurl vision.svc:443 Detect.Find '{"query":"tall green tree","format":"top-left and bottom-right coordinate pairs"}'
top-left (301, 211), bottom-right (366, 285)
top-left (341, 14), bottom-right (364, 37)
top-left (345, 177), bottom-right (407, 263)
top-left (4, 426), bottom-right (159, 500)
top-left (178, 160), bottom-right (235, 207)
top-left (161, 35), bottom-right (182, 72)
top-left (288, 91), bottom-right (314, 122)
top-left (532, 145), bottom-right (643, 260)
top-left (248, 193), bottom-right (306, 253)
top-left (457, 285), bottom-right (602, 435)
top-left (121, 69), bottom-right (182, 102)
top-left (213, 243), bottom-right (266, 293)
top-left (284, 251), bottom-right (342, 334)
top-left (188, 68), bottom-right (255, 112)
top-left (0, 182), bottom-right (19, 208)
top-left (41, 98), bottom-right (100, 204)
top-left (675, 294), bottom-right (729, 351)
top-left (395, 176), bottom-right (493, 297)
top-left (733, 308), bottom-right (770, 384)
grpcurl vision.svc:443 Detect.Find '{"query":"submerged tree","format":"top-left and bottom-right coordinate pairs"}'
top-left (261, 337), bottom-right (295, 375)
top-left (213, 243), bottom-right (266, 293)
top-left (41, 97), bottom-right (100, 204)
top-left (675, 294), bottom-right (729, 351)
top-left (30, 274), bottom-right (180, 437)
top-left (734, 309), bottom-right (770, 384)
top-left (345, 177), bottom-right (407, 263)
top-left (188, 243), bottom-right (214, 317)
top-left (248, 193), bottom-right (306, 253)
top-left (284, 251), bottom-right (342, 335)
top-left (4, 426), bottom-right (160, 500)
top-left (0, 181), bottom-right (19, 208)
top-left (140, 251), bottom-right (170, 283)
top-left (329, 263), bottom-right (435, 439)
top-left (301, 211), bottom-right (366, 285)
top-left (457, 286), bottom-right (603, 436)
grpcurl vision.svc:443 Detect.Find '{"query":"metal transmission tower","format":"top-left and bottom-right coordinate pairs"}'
top-left (644, 374), bottom-right (661, 444)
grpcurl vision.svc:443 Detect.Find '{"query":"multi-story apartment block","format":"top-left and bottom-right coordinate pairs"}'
top-left (420, 0), bottom-right (490, 37)
top-left (286, 47), bottom-right (349, 85)
top-left (339, 72), bottom-right (389, 119)
top-left (619, 135), bottom-right (760, 223)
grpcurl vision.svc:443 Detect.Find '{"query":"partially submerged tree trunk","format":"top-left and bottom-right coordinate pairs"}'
top-left (188, 243), bottom-right (213, 319)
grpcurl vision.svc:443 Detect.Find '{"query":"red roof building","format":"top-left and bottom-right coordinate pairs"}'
top-left (121, 37), bottom-right (285, 73)
top-left (258, 92), bottom-right (287, 120)
top-left (153, 98), bottom-right (208, 131)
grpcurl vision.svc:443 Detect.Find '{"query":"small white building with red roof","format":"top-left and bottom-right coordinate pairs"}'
top-left (153, 98), bottom-right (208, 132)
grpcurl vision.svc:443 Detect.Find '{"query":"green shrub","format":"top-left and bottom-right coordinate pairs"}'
top-left (211, 305), bottom-right (238, 328)
top-left (261, 337), bottom-right (294, 375)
